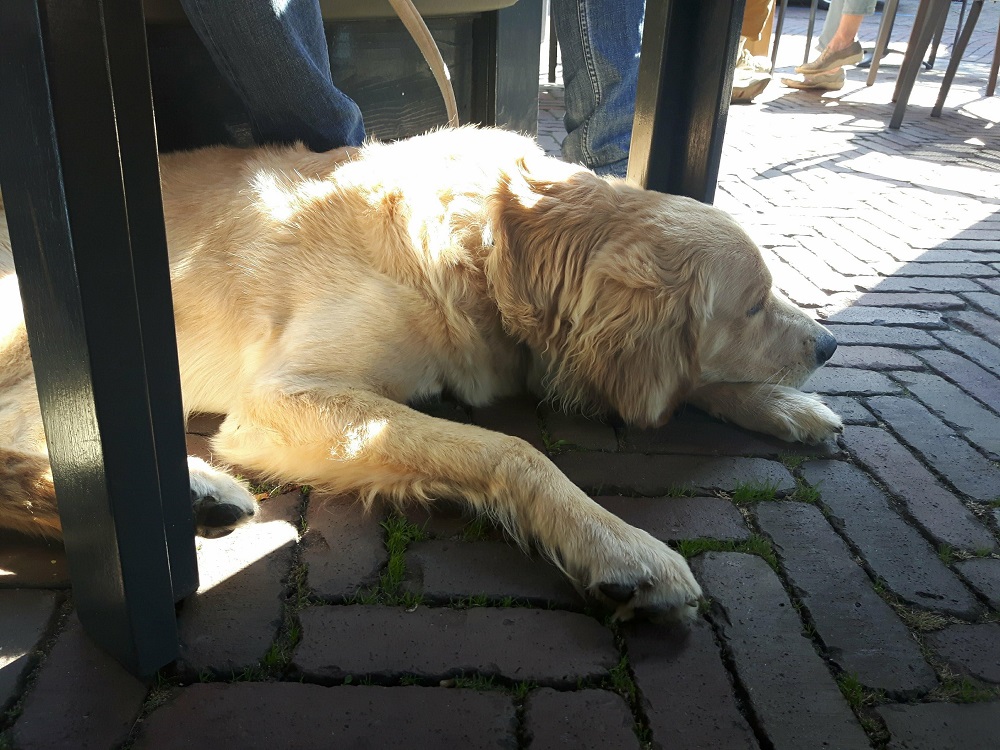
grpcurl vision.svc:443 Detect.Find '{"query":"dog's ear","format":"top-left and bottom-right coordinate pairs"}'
top-left (484, 160), bottom-right (705, 425)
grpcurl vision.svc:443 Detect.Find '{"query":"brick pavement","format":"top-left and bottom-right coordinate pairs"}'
top-left (2, 2), bottom-right (1000, 747)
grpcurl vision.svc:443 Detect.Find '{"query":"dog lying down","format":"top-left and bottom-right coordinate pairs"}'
top-left (0, 127), bottom-right (841, 621)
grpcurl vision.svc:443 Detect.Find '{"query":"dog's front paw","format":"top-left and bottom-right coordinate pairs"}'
top-left (187, 456), bottom-right (258, 538)
top-left (776, 390), bottom-right (843, 444)
top-left (588, 528), bottom-right (703, 623)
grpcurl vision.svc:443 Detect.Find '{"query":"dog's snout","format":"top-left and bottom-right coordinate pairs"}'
top-left (815, 332), bottom-right (838, 365)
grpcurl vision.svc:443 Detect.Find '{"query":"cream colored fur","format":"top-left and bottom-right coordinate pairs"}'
top-left (0, 127), bottom-right (841, 620)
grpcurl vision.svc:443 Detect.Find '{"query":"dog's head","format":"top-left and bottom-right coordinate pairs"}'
top-left (485, 157), bottom-right (836, 428)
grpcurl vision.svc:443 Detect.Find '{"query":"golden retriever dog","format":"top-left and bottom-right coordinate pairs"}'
top-left (0, 127), bottom-right (841, 621)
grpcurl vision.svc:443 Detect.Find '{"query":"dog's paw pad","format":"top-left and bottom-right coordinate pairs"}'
top-left (598, 581), bottom-right (640, 603)
top-left (187, 456), bottom-right (258, 538)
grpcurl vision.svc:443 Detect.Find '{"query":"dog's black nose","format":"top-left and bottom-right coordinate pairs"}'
top-left (815, 332), bottom-right (838, 365)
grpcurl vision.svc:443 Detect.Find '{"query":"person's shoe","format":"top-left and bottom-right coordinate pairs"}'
top-left (781, 69), bottom-right (846, 91)
top-left (736, 46), bottom-right (772, 74)
top-left (794, 40), bottom-right (863, 74)
top-left (732, 71), bottom-right (772, 103)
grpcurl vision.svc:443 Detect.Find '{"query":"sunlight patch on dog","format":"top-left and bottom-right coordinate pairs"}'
top-left (332, 418), bottom-right (388, 461)
top-left (251, 170), bottom-right (335, 224)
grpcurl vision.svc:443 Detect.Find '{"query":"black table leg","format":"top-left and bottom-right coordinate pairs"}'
top-left (627, 0), bottom-right (747, 204)
top-left (0, 0), bottom-right (196, 677)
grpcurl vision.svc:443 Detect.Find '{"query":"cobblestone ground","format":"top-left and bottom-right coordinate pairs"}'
top-left (3, 3), bottom-right (1000, 748)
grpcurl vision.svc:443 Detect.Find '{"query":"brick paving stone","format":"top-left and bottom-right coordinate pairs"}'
top-left (954, 558), bottom-right (1000, 610)
top-left (799, 235), bottom-right (876, 277)
top-left (892, 370), bottom-right (1000, 460)
top-left (554, 453), bottom-right (795, 495)
top-left (826, 345), bottom-right (924, 370)
top-left (947, 309), bottom-right (1000, 342)
top-left (10, 615), bottom-right (147, 750)
top-left (471, 395), bottom-right (546, 452)
top-left (926, 624), bottom-right (1000, 683)
top-left (823, 396), bottom-right (877, 424)
top-left (761, 248), bottom-right (827, 307)
top-left (133, 683), bottom-right (517, 749)
top-left (404, 499), bottom-right (495, 539)
top-left (183, 432), bottom-right (215, 464)
top-left (901, 248), bottom-right (1000, 263)
top-left (302, 492), bottom-right (386, 599)
top-left (523, 688), bottom-right (640, 749)
top-left (694, 552), bottom-right (870, 750)
top-left (887, 262), bottom-right (999, 277)
top-left (841, 426), bottom-right (996, 552)
top-left (0, 531), bottom-right (68, 588)
top-left (871, 277), bottom-right (983, 293)
top-left (802, 367), bottom-right (902, 395)
top-left (402, 540), bottom-right (580, 607)
top-left (934, 239), bottom-right (1000, 252)
top-left (595, 495), bottom-right (750, 542)
top-left (542, 408), bottom-right (619, 452)
top-left (865, 396), bottom-right (1000, 503)
top-left (918, 348), bottom-right (1000, 411)
top-left (294, 605), bottom-right (618, 685)
top-left (755, 502), bottom-right (937, 694)
top-left (878, 702), bottom-right (1000, 750)
top-left (403, 499), bottom-right (505, 540)
top-left (822, 306), bottom-right (946, 328)
top-left (965, 291), bottom-right (1000, 317)
top-left (822, 323), bottom-right (938, 347)
top-left (825, 292), bottom-right (966, 310)
top-left (771, 245), bottom-right (873, 293)
top-left (177, 491), bottom-right (299, 673)
top-left (800, 460), bottom-right (981, 616)
top-left (624, 619), bottom-right (758, 749)
top-left (0, 590), bottom-right (59, 710)
top-left (186, 412), bottom-right (224, 435)
top-left (623, 406), bottom-right (839, 458)
top-left (934, 329), bottom-right (1000, 378)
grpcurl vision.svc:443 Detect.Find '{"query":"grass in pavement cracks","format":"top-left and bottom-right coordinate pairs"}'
top-left (674, 534), bottom-right (779, 571)
top-left (731, 480), bottom-right (780, 505)
top-left (351, 513), bottom-right (426, 607)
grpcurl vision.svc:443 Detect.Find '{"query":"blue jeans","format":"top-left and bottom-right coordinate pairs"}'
top-left (818, 0), bottom-right (878, 50)
top-left (552, 0), bottom-right (645, 178)
top-left (180, 0), bottom-right (365, 150)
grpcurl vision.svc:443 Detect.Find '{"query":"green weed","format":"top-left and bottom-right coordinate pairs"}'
top-left (674, 535), bottom-right (779, 571)
top-left (731, 480), bottom-right (780, 505)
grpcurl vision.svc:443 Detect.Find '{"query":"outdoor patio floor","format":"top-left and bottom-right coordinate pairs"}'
top-left (2, 1), bottom-right (1000, 747)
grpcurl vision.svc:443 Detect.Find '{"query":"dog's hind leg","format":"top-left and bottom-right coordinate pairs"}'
top-left (211, 386), bottom-right (702, 621)
top-left (0, 447), bottom-right (60, 537)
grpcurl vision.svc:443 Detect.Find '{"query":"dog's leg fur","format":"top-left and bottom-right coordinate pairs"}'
top-left (688, 382), bottom-right (842, 444)
top-left (211, 386), bottom-right (702, 620)
top-left (0, 448), bottom-right (60, 537)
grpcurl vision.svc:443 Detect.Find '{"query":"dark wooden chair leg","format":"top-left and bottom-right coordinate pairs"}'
top-left (628, 0), bottom-right (747, 204)
top-left (0, 0), bottom-right (196, 677)
top-left (932, 0), bottom-right (983, 117)
top-left (890, 0), bottom-right (951, 128)
top-left (987, 16), bottom-right (1000, 97)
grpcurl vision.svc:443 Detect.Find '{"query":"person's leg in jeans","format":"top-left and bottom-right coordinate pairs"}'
top-left (551, 0), bottom-right (645, 178)
top-left (180, 0), bottom-right (365, 151)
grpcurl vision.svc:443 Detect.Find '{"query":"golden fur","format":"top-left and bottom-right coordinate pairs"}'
top-left (0, 127), bottom-right (841, 620)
